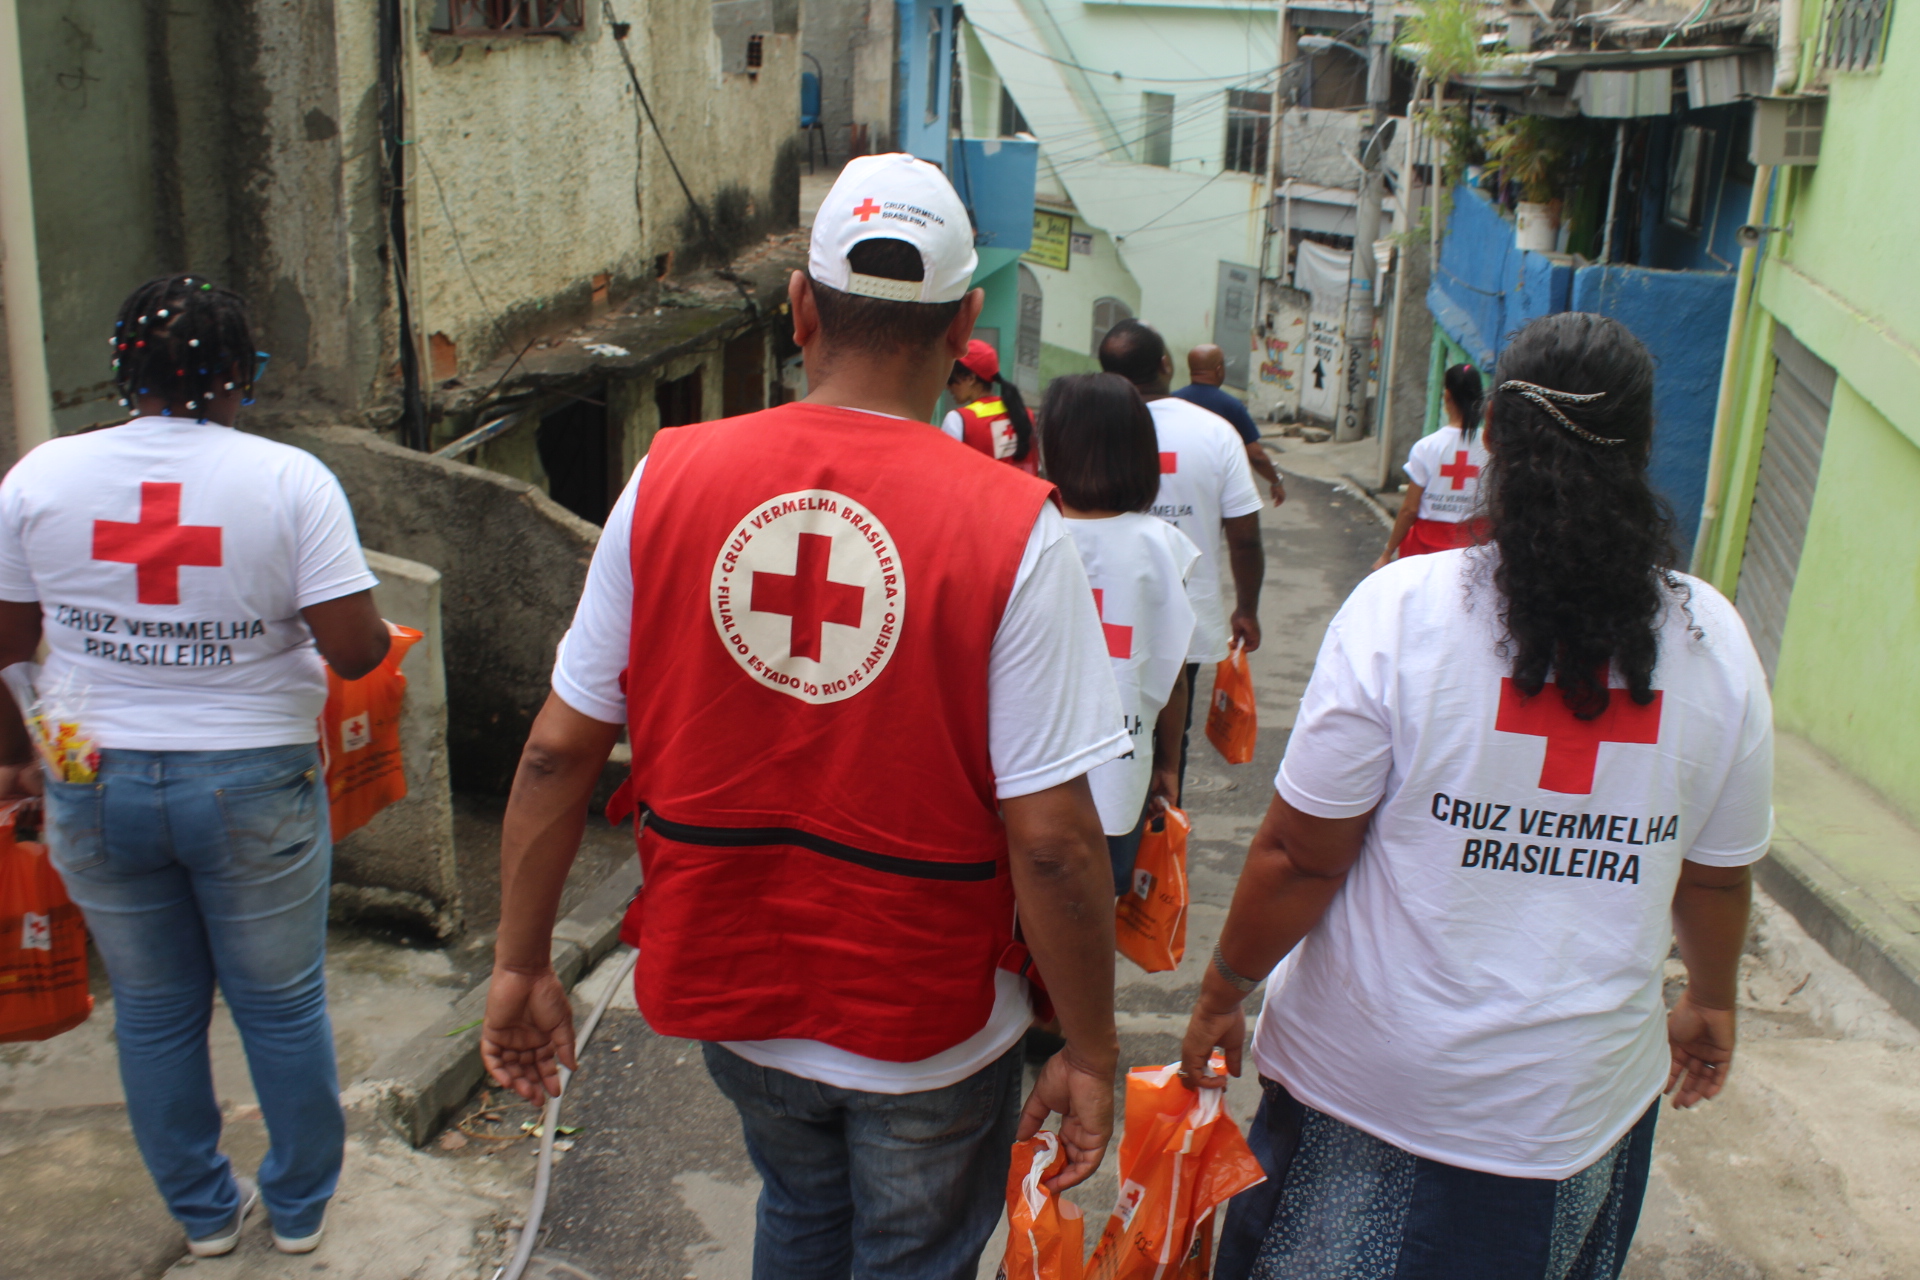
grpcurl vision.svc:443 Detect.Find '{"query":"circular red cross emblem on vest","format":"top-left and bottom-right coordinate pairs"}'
top-left (709, 489), bottom-right (906, 704)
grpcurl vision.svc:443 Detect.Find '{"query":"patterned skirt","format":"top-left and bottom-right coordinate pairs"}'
top-left (1214, 1078), bottom-right (1658, 1280)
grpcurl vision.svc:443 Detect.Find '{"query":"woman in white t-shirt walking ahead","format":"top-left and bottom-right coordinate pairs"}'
top-left (1373, 363), bottom-right (1490, 568)
top-left (1039, 373), bottom-right (1199, 891)
top-left (1182, 313), bottom-right (1773, 1280)
top-left (0, 275), bottom-right (389, 1259)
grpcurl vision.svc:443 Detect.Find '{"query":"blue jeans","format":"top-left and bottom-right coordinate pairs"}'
top-left (702, 1040), bottom-right (1024, 1280)
top-left (44, 743), bottom-right (343, 1239)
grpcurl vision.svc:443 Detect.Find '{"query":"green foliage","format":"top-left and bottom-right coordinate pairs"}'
top-left (1399, 0), bottom-right (1487, 84)
top-left (1484, 114), bottom-right (1574, 204)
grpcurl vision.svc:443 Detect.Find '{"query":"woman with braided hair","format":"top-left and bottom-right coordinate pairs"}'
top-left (1181, 313), bottom-right (1773, 1279)
top-left (0, 274), bottom-right (390, 1257)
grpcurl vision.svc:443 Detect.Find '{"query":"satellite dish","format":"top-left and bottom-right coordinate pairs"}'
top-left (1360, 119), bottom-right (1397, 169)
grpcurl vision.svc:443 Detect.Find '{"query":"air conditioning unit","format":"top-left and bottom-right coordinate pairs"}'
top-left (1749, 96), bottom-right (1826, 165)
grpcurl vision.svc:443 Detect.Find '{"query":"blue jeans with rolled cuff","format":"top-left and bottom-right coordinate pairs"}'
top-left (702, 1039), bottom-right (1024, 1280)
top-left (43, 743), bottom-right (342, 1240)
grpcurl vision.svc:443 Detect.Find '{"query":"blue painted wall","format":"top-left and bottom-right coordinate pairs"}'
top-left (949, 137), bottom-right (1038, 255)
top-left (1569, 266), bottom-right (1736, 559)
top-left (1636, 110), bottom-right (1750, 276)
top-left (896, 0), bottom-right (956, 165)
top-left (1426, 186), bottom-right (1574, 371)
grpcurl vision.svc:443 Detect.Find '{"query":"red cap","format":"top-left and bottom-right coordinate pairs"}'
top-left (958, 339), bottom-right (1000, 382)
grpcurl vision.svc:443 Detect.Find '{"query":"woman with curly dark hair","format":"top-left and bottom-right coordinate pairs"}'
top-left (1179, 313), bottom-right (1774, 1279)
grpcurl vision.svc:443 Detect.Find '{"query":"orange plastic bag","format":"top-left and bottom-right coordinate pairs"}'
top-left (1115, 807), bottom-right (1189, 974)
top-left (1085, 1061), bottom-right (1267, 1280)
top-left (0, 801), bottom-right (93, 1042)
top-left (320, 624), bottom-right (422, 841)
top-left (999, 1130), bottom-right (1087, 1280)
top-left (1205, 642), bottom-right (1257, 765)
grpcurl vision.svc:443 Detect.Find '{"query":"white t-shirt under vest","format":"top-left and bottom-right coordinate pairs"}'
top-left (1253, 548), bottom-right (1773, 1179)
top-left (1062, 513), bottom-right (1200, 835)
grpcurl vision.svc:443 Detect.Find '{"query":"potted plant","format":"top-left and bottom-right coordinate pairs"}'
top-left (1485, 115), bottom-right (1568, 252)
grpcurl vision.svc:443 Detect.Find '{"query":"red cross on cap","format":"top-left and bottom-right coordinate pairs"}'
top-left (750, 532), bottom-right (865, 661)
top-left (852, 198), bottom-right (882, 222)
top-left (92, 482), bottom-right (223, 605)
top-left (1092, 588), bottom-right (1132, 659)
top-left (1494, 677), bottom-right (1662, 794)
top-left (1438, 450), bottom-right (1480, 491)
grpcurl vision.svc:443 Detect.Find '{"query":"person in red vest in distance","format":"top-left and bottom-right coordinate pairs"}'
top-left (0, 274), bottom-right (390, 1259)
top-left (1374, 362), bottom-right (1492, 568)
top-left (1179, 314), bottom-right (1774, 1280)
top-left (480, 154), bottom-right (1127, 1280)
top-left (939, 338), bottom-right (1038, 475)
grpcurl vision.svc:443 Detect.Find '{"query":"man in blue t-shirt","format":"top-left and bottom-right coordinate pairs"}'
top-left (1174, 344), bottom-right (1285, 505)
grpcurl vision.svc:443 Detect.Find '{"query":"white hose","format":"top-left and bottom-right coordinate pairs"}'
top-left (495, 945), bottom-right (640, 1280)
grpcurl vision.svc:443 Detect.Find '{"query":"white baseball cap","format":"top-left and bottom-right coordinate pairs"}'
top-left (808, 153), bottom-right (979, 304)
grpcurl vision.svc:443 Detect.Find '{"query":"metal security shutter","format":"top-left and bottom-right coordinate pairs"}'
top-left (1736, 325), bottom-right (1836, 680)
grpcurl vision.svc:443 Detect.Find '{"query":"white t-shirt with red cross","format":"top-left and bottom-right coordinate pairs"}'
top-left (0, 418), bottom-right (378, 750)
top-left (1062, 513), bottom-right (1200, 835)
top-left (1251, 548), bottom-right (1773, 1179)
top-left (1145, 397), bottom-right (1263, 664)
top-left (1404, 424), bottom-right (1490, 523)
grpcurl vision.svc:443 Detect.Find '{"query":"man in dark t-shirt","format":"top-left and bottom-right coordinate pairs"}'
top-left (1175, 344), bottom-right (1285, 505)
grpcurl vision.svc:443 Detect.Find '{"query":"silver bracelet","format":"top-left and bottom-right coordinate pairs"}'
top-left (1212, 941), bottom-right (1260, 993)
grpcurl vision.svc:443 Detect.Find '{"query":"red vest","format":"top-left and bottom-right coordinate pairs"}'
top-left (957, 397), bottom-right (1039, 475)
top-left (613, 402), bottom-right (1053, 1061)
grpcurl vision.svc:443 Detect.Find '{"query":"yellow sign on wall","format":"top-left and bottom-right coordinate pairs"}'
top-left (1024, 211), bottom-right (1072, 271)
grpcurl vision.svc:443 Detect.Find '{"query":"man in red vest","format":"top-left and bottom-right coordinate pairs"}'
top-left (482, 154), bottom-right (1127, 1278)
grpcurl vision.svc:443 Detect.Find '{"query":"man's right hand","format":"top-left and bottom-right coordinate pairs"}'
top-left (481, 966), bottom-right (578, 1103)
top-left (1016, 1047), bottom-right (1116, 1191)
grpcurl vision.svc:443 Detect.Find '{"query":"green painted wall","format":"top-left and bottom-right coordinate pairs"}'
top-left (1696, 0), bottom-right (1920, 824)
top-left (1040, 341), bottom-right (1098, 389)
top-left (1771, 382), bottom-right (1920, 820)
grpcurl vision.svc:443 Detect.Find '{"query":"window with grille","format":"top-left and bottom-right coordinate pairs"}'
top-left (1140, 93), bottom-right (1174, 167)
top-left (431, 0), bottom-right (584, 34)
top-left (1224, 89), bottom-right (1271, 174)
top-left (1820, 0), bottom-right (1894, 69)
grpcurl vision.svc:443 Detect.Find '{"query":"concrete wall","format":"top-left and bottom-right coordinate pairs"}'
top-left (276, 426), bottom-right (598, 795)
top-left (804, 0), bottom-right (896, 158)
top-left (1771, 384), bottom-right (1920, 824)
top-left (16, 2), bottom-right (372, 433)
top-left (332, 550), bottom-right (460, 938)
top-left (394, 2), bottom-right (801, 381)
top-left (1692, 5), bottom-right (1920, 823)
top-left (1427, 186), bottom-right (1576, 372)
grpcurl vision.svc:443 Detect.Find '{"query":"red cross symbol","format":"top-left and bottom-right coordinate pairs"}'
top-left (994, 418), bottom-right (1016, 448)
top-left (852, 198), bottom-right (882, 222)
top-left (92, 482), bottom-right (223, 605)
top-left (750, 533), bottom-right (865, 662)
top-left (1494, 678), bottom-right (1663, 794)
top-left (1159, 452), bottom-right (1178, 474)
top-left (1091, 589), bottom-right (1132, 659)
top-left (1438, 450), bottom-right (1480, 491)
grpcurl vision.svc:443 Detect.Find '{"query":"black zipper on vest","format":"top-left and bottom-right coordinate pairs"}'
top-left (641, 808), bottom-right (999, 883)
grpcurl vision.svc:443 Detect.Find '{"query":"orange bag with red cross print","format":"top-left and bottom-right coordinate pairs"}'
top-left (1205, 641), bottom-right (1257, 765)
top-left (320, 624), bottom-right (422, 841)
top-left (1115, 806), bottom-right (1189, 975)
top-left (0, 800), bottom-right (93, 1043)
top-left (999, 1130), bottom-right (1087, 1280)
top-left (1084, 1061), bottom-right (1266, 1280)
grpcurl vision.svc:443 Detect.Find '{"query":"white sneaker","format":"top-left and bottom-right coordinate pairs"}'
top-left (187, 1175), bottom-right (259, 1258)
top-left (272, 1213), bottom-right (325, 1255)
